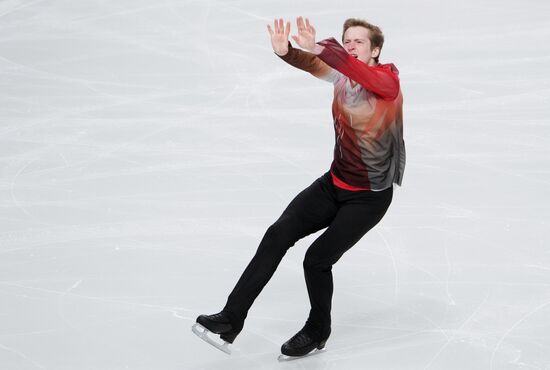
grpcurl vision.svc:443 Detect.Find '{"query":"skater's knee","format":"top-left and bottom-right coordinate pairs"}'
top-left (262, 215), bottom-right (301, 248)
top-left (303, 253), bottom-right (332, 272)
top-left (303, 247), bottom-right (342, 271)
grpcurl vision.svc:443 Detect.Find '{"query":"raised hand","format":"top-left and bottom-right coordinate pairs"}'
top-left (267, 18), bottom-right (291, 56)
top-left (292, 16), bottom-right (316, 52)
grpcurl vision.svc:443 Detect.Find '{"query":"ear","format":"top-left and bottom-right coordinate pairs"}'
top-left (371, 47), bottom-right (380, 59)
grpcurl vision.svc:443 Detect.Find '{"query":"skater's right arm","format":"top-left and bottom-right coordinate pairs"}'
top-left (267, 18), bottom-right (339, 83)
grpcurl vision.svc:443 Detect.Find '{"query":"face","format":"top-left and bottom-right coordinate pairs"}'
top-left (343, 26), bottom-right (380, 66)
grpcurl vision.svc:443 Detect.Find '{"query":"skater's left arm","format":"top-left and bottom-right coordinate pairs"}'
top-left (291, 17), bottom-right (398, 98)
top-left (312, 38), bottom-right (400, 101)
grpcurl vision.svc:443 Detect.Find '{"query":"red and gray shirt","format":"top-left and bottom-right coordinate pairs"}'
top-left (279, 37), bottom-right (405, 191)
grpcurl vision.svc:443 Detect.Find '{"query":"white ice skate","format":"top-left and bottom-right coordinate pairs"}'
top-left (277, 347), bottom-right (326, 361)
top-left (192, 323), bottom-right (232, 354)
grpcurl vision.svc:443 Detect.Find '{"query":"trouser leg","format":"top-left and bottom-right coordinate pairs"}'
top-left (303, 187), bottom-right (393, 332)
top-left (223, 173), bottom-right (338, 323)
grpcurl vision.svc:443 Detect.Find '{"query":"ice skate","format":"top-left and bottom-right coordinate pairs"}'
top-left (192, 322), bottom-right (233, 354)
top-left (277, 324), bottom-right (330, 361)
top-left (192, 311), bottom-right (242, 354)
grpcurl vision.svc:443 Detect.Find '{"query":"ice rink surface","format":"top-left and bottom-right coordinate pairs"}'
top-left (1, 0), bottom-right (549, 369)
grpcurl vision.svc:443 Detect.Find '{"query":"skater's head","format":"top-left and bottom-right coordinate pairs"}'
top-left (342, 19), bottom-right (384, 65)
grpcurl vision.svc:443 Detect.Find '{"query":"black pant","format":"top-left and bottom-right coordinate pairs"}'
top-left (223, 172), bottom-right (393, 331)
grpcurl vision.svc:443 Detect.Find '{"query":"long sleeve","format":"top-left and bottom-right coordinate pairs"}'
top-left (313, 38), bottom-right (400, 100)
top-left (277, 42), bottom-right (339, 82)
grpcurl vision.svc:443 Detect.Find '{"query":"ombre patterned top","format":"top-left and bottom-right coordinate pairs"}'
top-left (279, 38), bottom-right (405, 191)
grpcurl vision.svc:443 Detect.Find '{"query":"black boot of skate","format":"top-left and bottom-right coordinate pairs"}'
top-left (280, 322), bottom-right (331, 358)
top-left (195, 311), bottom-right (243, 344)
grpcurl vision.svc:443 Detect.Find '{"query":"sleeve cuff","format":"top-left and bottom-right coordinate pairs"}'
top-left (312, 44), bottom-right (325, 56)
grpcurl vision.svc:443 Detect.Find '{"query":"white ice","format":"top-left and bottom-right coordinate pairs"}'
top-left (1, 0), bottom-right (549, 369)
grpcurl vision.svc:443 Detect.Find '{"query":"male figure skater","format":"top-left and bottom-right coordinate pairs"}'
top-left (193, 16), bottom-right (405, 358)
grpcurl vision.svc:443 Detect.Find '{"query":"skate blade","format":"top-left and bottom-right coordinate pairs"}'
top-left (191, 323), bottom-right (232, 355)
top-left (277, 348), bottom-right (325, 362)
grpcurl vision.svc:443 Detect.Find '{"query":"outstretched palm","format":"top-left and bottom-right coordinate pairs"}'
top-left (267, 19), bottom-right (291, 56)
top-left (292, 16), bottom-right (316, 52)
